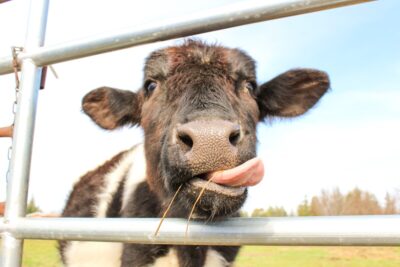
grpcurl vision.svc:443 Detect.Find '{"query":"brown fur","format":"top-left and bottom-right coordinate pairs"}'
top-left (63, 40), bottom-right (330, 267)
top-left (80, 39), bottom-right (329, 221)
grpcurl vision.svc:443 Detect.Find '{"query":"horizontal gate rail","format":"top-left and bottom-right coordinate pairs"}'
top-left (1, 216), bottom-right (400, 246)
top-left (0, 0), bottom-right (373, 75)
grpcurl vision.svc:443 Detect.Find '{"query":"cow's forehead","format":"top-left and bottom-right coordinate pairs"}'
top-left (143, 41), bottom-right (257, 81)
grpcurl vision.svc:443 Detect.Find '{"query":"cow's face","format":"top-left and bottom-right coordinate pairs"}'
top-left (82, 40), bottom-right (329, 218)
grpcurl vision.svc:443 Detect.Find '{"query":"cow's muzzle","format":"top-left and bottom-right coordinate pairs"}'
top-left (174, 119), bottom-right (241, 176)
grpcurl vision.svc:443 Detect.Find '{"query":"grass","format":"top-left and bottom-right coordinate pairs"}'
top-left (22, 240), bottom-right (60, 267)
top-left (236, 246), bottom-right (400, 267)
top-left (1, 240), bottom-right (400, 266)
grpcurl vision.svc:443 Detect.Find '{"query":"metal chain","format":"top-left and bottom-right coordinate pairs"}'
top-left (5, 46), bottom-right (23, 183)
top-left (11, 46), bottom-right (23, 111)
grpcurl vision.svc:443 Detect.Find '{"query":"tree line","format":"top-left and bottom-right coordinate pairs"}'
top-left (24, 188), bottom-right (400, 216)
top-left (242, 187), bottom-right (400, 217)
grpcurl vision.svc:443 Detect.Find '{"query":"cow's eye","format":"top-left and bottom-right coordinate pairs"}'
top-left (244, 81), bottom-right (256, 92)
top-left (145, 81), bottom-right (157, 93)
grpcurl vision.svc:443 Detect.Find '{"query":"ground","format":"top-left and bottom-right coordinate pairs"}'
top-left (7, 240), bottom-right (399, 267)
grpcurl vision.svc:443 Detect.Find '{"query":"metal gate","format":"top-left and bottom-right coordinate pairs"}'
top-left (1, 0), bottom-right (399, 266)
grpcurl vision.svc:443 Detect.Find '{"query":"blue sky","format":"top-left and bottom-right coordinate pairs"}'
top-left (0, 0), bottom-right (399, 213)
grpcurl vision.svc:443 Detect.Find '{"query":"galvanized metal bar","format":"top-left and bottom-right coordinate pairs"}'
top-left (0, 0), bottom-right (373, 75)
top-left (0, 0), bottom-right (49, 266)
top-left (1, 216), bottom-right (399, 246)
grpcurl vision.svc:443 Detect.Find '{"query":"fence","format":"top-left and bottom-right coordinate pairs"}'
top-left (1, 0), bottom-right (399, 266)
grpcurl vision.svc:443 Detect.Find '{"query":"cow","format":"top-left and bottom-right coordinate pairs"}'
top-left (59, 40), bottom-right (329, 267)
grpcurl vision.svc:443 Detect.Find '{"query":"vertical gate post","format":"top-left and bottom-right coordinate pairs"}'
top-left (0, 0), bottom-right (49, 266)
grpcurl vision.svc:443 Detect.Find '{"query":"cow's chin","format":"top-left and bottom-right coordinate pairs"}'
top-left (173, 178), bottom-right (247, 218)
top-left (189, 178), bottom-right (246, 197)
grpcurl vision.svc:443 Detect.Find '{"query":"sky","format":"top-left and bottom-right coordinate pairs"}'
top-left (0, 0), bottom-right (399, 214)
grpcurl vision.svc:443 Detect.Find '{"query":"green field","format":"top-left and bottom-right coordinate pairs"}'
top-left (22, 240), bottom-right (60, 267)
top-left (236, 246), bottom-right (400, 267)
top-left (2, 240), bottom-right (396, 266)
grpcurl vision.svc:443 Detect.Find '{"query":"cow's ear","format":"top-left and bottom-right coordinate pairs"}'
top-left (82, 87), bottom-right (143, 130)
top-left (256, 69), bottom-right (329, 120)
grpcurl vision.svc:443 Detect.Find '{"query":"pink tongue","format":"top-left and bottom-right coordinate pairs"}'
top-left (207, 158), bottom-right (264, 187)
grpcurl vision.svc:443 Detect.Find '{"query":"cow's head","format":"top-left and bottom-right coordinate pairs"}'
top-left (82, 40), bottom-right (329, 218)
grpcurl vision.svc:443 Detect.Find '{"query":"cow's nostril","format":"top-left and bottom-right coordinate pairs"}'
top-left (178, 133), bottom-right (194, 149)
top-left (229, 129), bottom-right (241, 146)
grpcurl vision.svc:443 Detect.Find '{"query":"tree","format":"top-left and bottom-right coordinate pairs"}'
top-left (310, 188), bottom-right (344, 216)
top-left (250, 207), bottom-right (288, 217)
top-left (343, 188), bottom-right (381, 215)
top-left (239, 210), bottom-right (249, 217)
top-left (310, 196), bottom-right (321, 215)
top-left (251, 208), bottom-right (266, 217)
top-left (384, 193), bottom-right (397, 214)
top-left (264, 206), bottom-right (288, 217)
top-left (26, 197), bottom-right (41, 214)
top-left (303, 187), bottom-right (395, 216)
top-left (297, 197), bottom-right (313, 216)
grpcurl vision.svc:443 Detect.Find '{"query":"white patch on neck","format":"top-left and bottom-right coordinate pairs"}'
top-left (64, 241), bottom-right (122, 267)
top-left (149, 248), bottom-right (179, 267)
top-left (204, 249), bottom-right (229, 267)
top-left (64, 144), bottom-right (147, 267)
top-left (65, 245), bottom-right (227, 267)
top-left (95, 147), bottom-right (136, 217)
top-left (121, 143), bottom-right (147, 211)
top-left (150, 248), bottom-right (227, 267)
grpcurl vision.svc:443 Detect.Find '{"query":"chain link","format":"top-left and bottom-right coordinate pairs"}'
top-left (11, 46), bottom-right (23, 89)
top-left (5, 47), bottom-right (23, 183)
